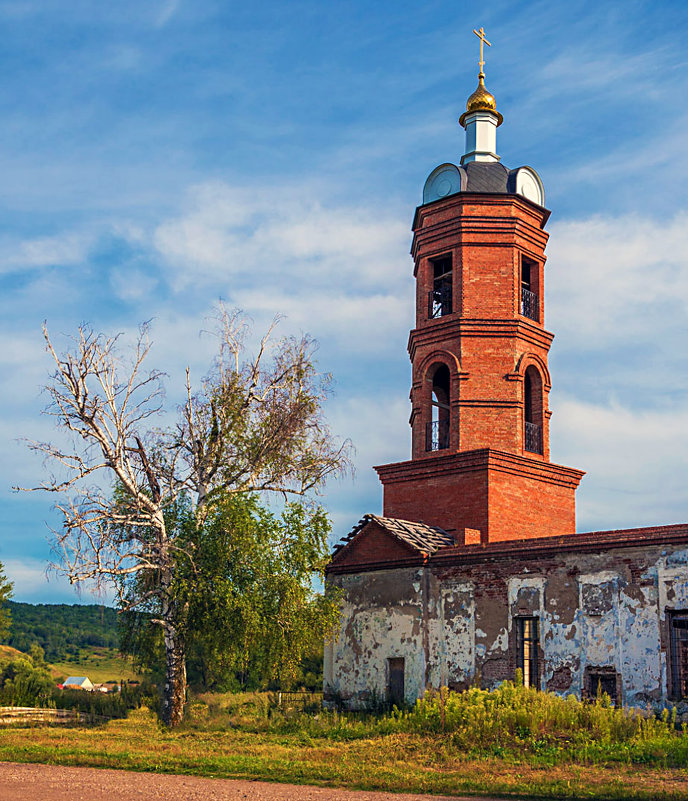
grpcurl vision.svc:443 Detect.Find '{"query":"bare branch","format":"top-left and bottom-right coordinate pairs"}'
top-left (24, 308), bottom-right (351, 727)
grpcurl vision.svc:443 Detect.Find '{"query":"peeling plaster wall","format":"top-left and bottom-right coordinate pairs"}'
top-left (327, 568), bottom-right (428, 707)
top-left (438, 583), bottom-right (475, 688)
top-left (328, 543), bottom-right (688, 710)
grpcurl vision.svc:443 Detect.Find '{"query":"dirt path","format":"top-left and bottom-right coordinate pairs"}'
top-left (0, 762), bottom-right (517, 801)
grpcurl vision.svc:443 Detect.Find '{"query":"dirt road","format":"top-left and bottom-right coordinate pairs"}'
top-left (0, 762), bottom-right (514, 801)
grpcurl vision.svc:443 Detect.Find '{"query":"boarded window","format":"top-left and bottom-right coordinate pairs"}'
top-left (387, 657), bottom-right (405, 707)
top-left (670, 613), bottom-right (688, 699)
top-left (582, 581), bottom-right (616, 616)
top-left (585, 667), bottom-right (619, 704)
top-left (516, 617), bottom-right (539, 689)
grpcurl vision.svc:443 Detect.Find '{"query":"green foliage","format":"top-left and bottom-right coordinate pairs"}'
top-left (0, 644), bottom-right (54, 706)
top-left (1, 601), bottom-right (118, 662)
top-left (0, 639), bottom-right (153, 716)
top-left (120, 493), bottom-right (339, 692)
top-left (180, 683), bottom-right (688, 768)
top-left (403, 683), bottom-right (686, 763)
top-left (0, 562), bottom-right (13, 641)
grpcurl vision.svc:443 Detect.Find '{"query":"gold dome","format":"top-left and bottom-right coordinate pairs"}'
top-left (459, 73), bottom-right (503, 128)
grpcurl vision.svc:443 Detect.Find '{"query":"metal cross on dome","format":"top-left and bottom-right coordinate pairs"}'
top-left (473, 26), bottom-right (492, 73)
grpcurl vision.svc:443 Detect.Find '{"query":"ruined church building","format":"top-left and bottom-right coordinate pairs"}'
top-left (325, 32), bottom-right (688, 711)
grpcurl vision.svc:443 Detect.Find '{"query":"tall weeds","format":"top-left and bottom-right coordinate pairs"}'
top-left (183, 683), bottom-right (688, 767)
top-left (405, 682), bottom-right (686, 764)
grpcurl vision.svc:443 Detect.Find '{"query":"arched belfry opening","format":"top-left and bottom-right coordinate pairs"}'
top-left (426, 363), bottom-right (450, 451)
top-left (524, 365), bottom-right (544, 455)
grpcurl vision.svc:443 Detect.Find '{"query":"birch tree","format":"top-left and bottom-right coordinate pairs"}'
top-left (21, 310), bottom-right (351, 726)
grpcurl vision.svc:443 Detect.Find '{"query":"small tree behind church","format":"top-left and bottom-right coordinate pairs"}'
top-left (21, 309), bottom-right (351, 726)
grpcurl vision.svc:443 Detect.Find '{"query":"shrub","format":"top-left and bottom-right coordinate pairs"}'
top-left (405, 683), bottom-right (688, 764)
top-left (0, 644), bottom-right (54, 706)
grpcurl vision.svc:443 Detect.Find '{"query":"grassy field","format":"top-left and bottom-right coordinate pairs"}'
top-left (50, 647), bottom-right (140, 684)
top-left (0, 685), bottom-right (688, 799)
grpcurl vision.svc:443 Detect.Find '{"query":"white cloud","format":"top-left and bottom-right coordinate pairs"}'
top-left (155, 0), bottom-right (180, 27)
top-left (1, 557), bottom-right (112, 605)
top-left (0, 231), bottom-right (93, 273)
top-left (102, 45), bottom-right (143, 72)
top-left (544, 212), bottom-right (688, 530)
top-left (152, 181), bottom-right (409, 290)
top-left (149, 181), bottom-right (415, 362)
top-left (547, 212), bottom-right (688, 346)
top-left (553, 395), bottom-right (688, 532)
top-left (109, 266), bottom-right (159, 302)
top-left (320, 392), bottom-right (410, 540)
top-left (232, 288), bottom-right (412, 354)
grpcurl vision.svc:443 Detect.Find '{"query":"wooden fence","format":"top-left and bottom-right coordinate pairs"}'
top-left (0, 706), bottom-right (108, 725)
top-left (271, 691), bottom-right (323, 710)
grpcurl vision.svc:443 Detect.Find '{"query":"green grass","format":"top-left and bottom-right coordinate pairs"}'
top-left (50, 647), bottom-right (140, 684)
top-left (0, 705), bottom-right (686, 800)
top-left (2, 684), bottom-right (688, 799)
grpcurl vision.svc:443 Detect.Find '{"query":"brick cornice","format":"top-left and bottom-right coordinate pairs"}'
top-left (412, 192), bottom-right (551, 231)
top-left (326, 522), bottom-right (688, 576)
top-left (375, 447), bottom-right (585, 488)
top-left (430, 523), bottom-right (688, 567)
top-left (411, 194), bottom-right (550, 265)
top-left (327, 555), bottom-right (426, 576)
top-left (456, 398), bottom-right (521, 408)
top-left (408, 318), bottom-right (554, 361)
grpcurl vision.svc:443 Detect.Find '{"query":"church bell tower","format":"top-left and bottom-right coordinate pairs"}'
top-left (375, 30), bottom-right (584, 545)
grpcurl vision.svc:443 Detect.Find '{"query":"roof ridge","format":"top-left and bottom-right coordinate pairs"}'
top-left (332, 514), bottom-right (454, 560)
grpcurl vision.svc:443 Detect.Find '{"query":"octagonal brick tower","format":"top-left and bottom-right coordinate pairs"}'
top-left (375, 69), bottom-right (584, 545)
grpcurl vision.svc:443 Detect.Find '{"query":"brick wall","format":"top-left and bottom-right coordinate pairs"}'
top-left (375, 190), bottom-right (583, 543)
top-left (376, 449), bottom-right (583, 543)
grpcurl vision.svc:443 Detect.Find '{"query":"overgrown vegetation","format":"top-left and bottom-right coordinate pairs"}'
top-left (1, 602), bottom-right (118, 662)
top-left (1, 685), bottom-right (687, 799)
top-left (0, 644), bottom-right (54, 707)
top-left (182, 682), bottom-right (688, 767)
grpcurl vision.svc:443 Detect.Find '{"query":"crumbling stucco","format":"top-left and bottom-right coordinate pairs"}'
top-left (327, 544), bottom-right (688, 711)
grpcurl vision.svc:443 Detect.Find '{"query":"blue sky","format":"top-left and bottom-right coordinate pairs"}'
top-left (1, 0), bottom-right (688, 603)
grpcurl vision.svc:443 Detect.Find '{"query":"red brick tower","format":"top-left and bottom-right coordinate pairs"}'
top-left (375, 54), bottom-right (584, 545)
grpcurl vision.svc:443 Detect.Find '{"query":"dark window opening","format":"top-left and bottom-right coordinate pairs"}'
top-left (426, 364), bottom-right (450, 451)
top-left (387, 657), bottom-right (405, 707)
top-left (524, 366), bottom-right (543, 455)
top-left (517, 617), bottom-right (539, 689)
top-left (585, 667), bottom-right (619, 705)
top-left (670, 613), bottom-right (688, 699)
top-left (428, 256), bottom-right (453, 319)
top-left (521, 256), bottom-right (539, 322)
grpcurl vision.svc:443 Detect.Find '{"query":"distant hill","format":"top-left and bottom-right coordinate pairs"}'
top-left (0, 601), bottom-right (119, 662)
top-left (0, 644), bottom-right (24, 661)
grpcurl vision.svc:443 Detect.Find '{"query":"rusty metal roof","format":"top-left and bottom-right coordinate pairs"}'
top-left (333, 514), bottom-right (454, 556)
